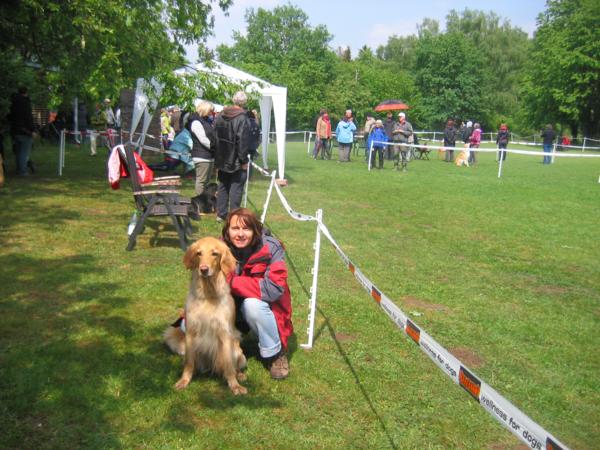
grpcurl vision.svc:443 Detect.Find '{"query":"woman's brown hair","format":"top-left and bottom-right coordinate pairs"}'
top-left (222, 208), bottom-right (263, 250)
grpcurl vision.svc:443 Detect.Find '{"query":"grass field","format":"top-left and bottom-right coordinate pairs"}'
top-left (1, 138), bottom-right (599, 449)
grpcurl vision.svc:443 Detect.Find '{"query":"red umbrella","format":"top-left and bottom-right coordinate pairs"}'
top-left (374, 100), bottom-right (409, 112)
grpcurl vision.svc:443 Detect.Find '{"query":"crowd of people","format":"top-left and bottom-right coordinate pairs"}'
top-left (310, 109), bottom-right (568, 169)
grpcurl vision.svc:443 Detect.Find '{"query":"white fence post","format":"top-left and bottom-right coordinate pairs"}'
top-left (243, 156), bottom-right (251, 208)
top-left (260, 171), bottom-right (277, 225)
top-left (301, 208), bottom-right (323, 350)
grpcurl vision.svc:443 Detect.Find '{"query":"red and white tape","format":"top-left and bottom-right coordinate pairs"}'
top-left (249, 160), bottom-right (569, 449)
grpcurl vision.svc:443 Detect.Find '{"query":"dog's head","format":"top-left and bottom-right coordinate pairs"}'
top-left (183, 237), bottom-right (237, 278)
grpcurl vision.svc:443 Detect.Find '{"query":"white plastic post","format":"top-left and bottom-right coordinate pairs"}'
top-left (301, 209), bottom-right (323, 350)
top-left (260, 171), bottom-right (277, 224)
top-left (582, 137), bottom-right (587, 153)
top-left (243, 155), bottom-right (251, 207)
top-left (307, 132), bottom-right (312, 154)
top-left (368, 141), bottom-right (374, 171)
top-left (551, 143), bottom-right (557, 164)
top-left (58, 129), bottom-right (65, 176)
top-left (497, 147), bottom-right (504, 178)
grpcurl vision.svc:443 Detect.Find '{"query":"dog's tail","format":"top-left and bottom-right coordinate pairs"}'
top-left (164, 326), bottom-right (185, 356)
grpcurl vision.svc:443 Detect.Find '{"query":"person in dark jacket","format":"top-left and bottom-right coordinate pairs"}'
top-left (461, 120), bottom-right (473, 144)
top-left (214, 91), bottom-right (251, 222)
top-left (443, 119), bottom-right (457, 162)
top-left (223, 208), bottom-right (293, 379)
top-left (9, 86), bottom-right (35, 176)
top-left (383, 112), bottom-right (395, 160)
top-left (541, 124), bottom-right (556, 165)
top-left (188, 101), bottom-right (217, 214)
top-left (496, 124), bottom-right (510, 161)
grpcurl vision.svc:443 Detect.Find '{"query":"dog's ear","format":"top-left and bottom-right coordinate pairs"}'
top-left (219, 243), bottom-right (237, 276)
top-left (183, 242), bottom-right (199, 270)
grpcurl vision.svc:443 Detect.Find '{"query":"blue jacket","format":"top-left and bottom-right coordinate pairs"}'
top-left (335, 120), bottom-right (356, 144)
top-left (367, 127), bottom-right (388, 150)
top-left (168, 128), bottom-right (194, 170)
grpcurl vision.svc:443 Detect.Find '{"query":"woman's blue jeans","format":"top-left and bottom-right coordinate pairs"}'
top-left (240, 298), bottom-right (281, 358)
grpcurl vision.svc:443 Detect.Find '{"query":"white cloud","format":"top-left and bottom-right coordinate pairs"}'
top-left (364, 21), bottom-right (419, 49)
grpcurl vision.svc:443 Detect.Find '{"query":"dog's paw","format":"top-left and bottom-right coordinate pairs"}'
top-left (236, 371), bottom-right (247, 382)
top-left (230, 384), bottom-right (248, 396)
top-left (175, 378), bottom-right (190, 390)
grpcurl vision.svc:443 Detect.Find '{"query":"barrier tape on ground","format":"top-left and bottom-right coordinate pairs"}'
top-left (249, 160), bottom-right (569, 449)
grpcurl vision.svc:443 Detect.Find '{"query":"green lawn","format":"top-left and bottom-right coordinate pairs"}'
top-left (1, 139), bottom-right (598, 449)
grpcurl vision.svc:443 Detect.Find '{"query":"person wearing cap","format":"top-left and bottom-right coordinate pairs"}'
top-left (391, 112), bottom-right (413, 171)
top-left (496, 124), bottom-right (510, 161)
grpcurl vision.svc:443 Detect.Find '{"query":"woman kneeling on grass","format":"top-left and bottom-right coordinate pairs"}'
top-left (223, 208), bottom-right (293, 379)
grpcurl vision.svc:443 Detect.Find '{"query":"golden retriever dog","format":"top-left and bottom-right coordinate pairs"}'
top-left (164, 237), bottom-right (248, 395)
top-left (455, 144), bottom-right (471, 167)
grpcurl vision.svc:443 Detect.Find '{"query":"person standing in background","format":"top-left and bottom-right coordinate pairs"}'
top-left (214, 91), bottom-right (250, 222)
top-left (363, 114), bottom-right (376, 161)
top-left (541, 124), bottom-right (556, 165)
top-left (391, 112), bottom-right (413, 171)
top-left (443, 119), bottom-right (457, 163)
top-left (335, 110), bottom-right (356, 163)
top-left (187, 101), bottom-right (216, 215)
top-left (312, 109), bottom-right (325, 159)
top-left (383, 112), bottom-right (395, 160)
top-left (496, 124), bottom-right (510, 161)
top-left (468, 123), bottom-right (482, 165)
top-left (8, 86), bottom-right (35, 176)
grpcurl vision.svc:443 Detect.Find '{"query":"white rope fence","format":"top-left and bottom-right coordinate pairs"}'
top-left (364, 141), bottom-right (600, 178)
top-left (246, 160), bottom-right (570, 450)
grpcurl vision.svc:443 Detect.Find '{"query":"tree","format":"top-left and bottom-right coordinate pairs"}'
top-left (0, 0), bottom-right (232, 114)
top-left (414, 32), bottom-right (486, 128)
top-left (522, 0), bottom-right (600, 137)
top-left (445, 8), bottom-right (530, 130)
top-left (216, 5), bottom-right (337, 129)
top-left (376, 35), bottom-right (419, 71)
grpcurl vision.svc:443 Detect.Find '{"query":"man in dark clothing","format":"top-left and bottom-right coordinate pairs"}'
top-left (9, 87), bottom-right (35, 176)
top-left (443, 119), bottom-right (457, 162)
top-left (541, 124), bottom-right (556, 165)
top-left (383, 112), bottom-right (395, 160)
top-left (214, 91), bottom-right (250, 222)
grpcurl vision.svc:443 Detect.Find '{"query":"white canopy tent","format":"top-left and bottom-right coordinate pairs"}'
top-left (129, 61), bottom-right (288, 180)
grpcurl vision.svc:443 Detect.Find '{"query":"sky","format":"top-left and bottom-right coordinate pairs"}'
top-left (187, 0), bottom-right (548, 61)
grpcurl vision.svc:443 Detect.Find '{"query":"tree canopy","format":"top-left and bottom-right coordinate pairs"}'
top-left (2, 1), bottom-right (598, 137)
top-left (521, 0), bottom-right (600, 136)
top-left (0, 0), bottom-right (231, 115)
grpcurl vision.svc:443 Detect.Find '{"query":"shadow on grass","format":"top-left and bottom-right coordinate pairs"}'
top-left (285, 249), bottom-right (398, 449)
top-left (0, 249), bottom-right (185, 448)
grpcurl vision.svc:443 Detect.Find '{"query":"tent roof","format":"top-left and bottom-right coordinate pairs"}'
top-left (177, 61), bottom-right (286, 97)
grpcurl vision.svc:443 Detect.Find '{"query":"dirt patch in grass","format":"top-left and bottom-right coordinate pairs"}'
top-left (335, 332), bottom-right (357, 342)
top-left (449, 346), bottom-right (485, 368)
top-left (534, 285), bottom-right (569, 295)
top-left (402, 296), bottom-right (449, 313)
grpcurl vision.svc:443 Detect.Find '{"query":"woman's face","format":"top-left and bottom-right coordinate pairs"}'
top-left (228, 215), bottom-right (254, 249)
